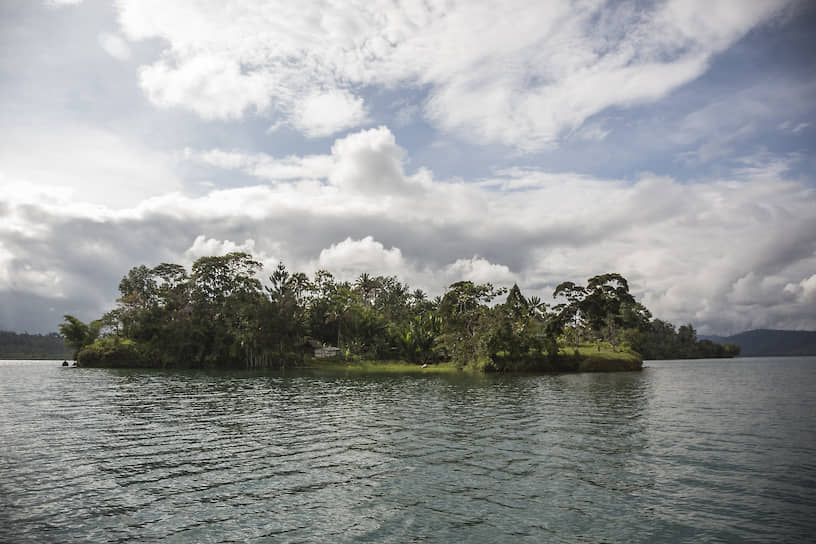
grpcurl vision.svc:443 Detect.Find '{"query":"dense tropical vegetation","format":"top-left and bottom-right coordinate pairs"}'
top-left (59, 253), bottom-right (737, 371)
top-left (634, 321), bottom-right (741, 360)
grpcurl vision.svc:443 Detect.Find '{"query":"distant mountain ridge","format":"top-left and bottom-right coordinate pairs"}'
top-left (699, 329), bottom-right (816, 357)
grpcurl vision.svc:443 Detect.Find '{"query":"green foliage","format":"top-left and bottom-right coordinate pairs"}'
top-left (548, 343), bottom-right (642, 372)
top-left (639, 321), bottom-right (741, 359)
top-left (118, 265), bottom-right (158, 309)
top-left (77, 338), bottom-right (146, 368)
top-left (619, 327), bottom-right (644, 353)
top-left (393, 313), bottom-right (442, 363)
top-left (486, 283), bottom-right (554, 370)
top-left (553, 274), bottom-right (648, 354)
top-left (64, 256), bottom-right (736, 370)
top-left (191, 252), bottom-right (262, 303)
top-left (722, 343), bottom-right (741, 357)
top-left (264, 262), bottom-right (310, 358)
top-left (435, 280), bottom-right (505, 370)
top-left (58, 315), bottom-right (102, 359)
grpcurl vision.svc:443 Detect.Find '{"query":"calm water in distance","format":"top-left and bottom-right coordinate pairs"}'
top-left (1, 357), bottom-right (815, 543)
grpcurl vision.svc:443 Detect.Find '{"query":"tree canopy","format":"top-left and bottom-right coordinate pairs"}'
top-left (65, 256), bottom-right (738, 370)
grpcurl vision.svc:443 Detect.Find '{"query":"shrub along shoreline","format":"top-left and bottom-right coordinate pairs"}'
top-left (76, 338), bottom-right (641, 373)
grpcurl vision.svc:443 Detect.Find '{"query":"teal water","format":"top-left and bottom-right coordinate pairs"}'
top-left (1, 358), bottom-right (815, 542)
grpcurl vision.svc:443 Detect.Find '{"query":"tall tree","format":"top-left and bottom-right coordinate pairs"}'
top-left (354, 272), bottom-right (379, 307)
top-left (436, 281), bottom-right (505, 369)
top-left (189, 253), bottom-right (264, 367)
top-left (582, 273), bottom-right (635, 351)
top-left (190, 252), bottom-right (262, 304)
top-left (59, 315), bottom-right (101, 359)
top-left (264, 262), bottom-right (308, 359)
top-left (488, 284), bottom-right (531, 362)
top-left (118, 265), bottom-right (158, 309)
top-left (553, 281), bottom-right (587, 349)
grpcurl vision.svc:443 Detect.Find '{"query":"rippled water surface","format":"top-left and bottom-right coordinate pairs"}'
top-left (2, 358), bottom-right (815, 542)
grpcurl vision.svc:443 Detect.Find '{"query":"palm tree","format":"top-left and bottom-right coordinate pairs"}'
top-left (289, 272), bottom-right (311, 306)
top-left (59, 315), bottom-right (102, 359)
top-left (528, 296), bottom-right (547, 320)
top-left (355, 272), bottom-right (378, 306)
top-left (411, 288), bottom-right (427, 306)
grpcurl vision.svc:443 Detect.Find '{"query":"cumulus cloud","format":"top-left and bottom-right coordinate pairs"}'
top-left (444, 257), bottom-right (516, 286)
top-left (139, 54), bottom-right (273, 120)
top-left (314, 238), bottom-right (519, 296)
top-left (316, 236), bottom-right (406, 280)
top-left (113, 0), bottom-right (793, 147)
top-left (188, 125), bottom-right (419, 196)
top-left (184, 235), bottom-right (258, 262)
top-left (184, 235), bottom-right (281, 272)
top-left (799, 275), bottom-right (816, 303)
top-left (291, 90), bottom-right (369, 138)
top-left (2, 127), bottom-right (814, 335)
top-left (329, 126), bottom-right (414, 194)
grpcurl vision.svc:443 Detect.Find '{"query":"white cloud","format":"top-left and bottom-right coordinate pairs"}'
top-left (329, 126), bottom-right (412, 194)
top-left (784, 274), bottom-right (816, 305)
top-left (114, 0), bottom-right (793, 147)
top-left (732, 152), bottom-right (800, 181)
top-left (316, 236), bottom-right (406, 280)
top-left (728, 273), bottom-right (797, 306)
top-left (2, 127), bottom-right (815, 334)
top-left (187, 148), bottom-right (334, 181)
top-left (800, 275), bottom-right (816, 303)
top-left (189, 125), bottom-right (419, 196)
top-left (139, 55), bottom-right (272, 120)
top-left (291, 90), bottom-right (369, 138)
top-left (183, 235), bottom-right (281, 273)
top-left (98, 32), bottom-right (130, 60)
top-left (0, 123), bottom-right (182, 208)
top-left (184, 235), bottom-right (258, 261)
top-left (313, 238), bottom-right (518, 296)
top-left (444, 257), bottom-right (516, 286)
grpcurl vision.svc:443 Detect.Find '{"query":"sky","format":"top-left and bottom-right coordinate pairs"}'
top-left (1, 0), bottom-right (815, 336)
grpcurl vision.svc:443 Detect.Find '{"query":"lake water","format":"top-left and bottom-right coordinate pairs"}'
top-left (1, 358), bottom-right (815, 543)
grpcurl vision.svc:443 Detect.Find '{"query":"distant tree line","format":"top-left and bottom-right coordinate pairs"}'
top-left (59, 253), bottom-right (737, 370)
top-left (0, 330), bottom-right (71, 359)
top-left (629, 321), bottom-right (740, 360)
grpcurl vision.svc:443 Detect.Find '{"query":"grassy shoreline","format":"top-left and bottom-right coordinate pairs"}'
top-left (558, 344), bottom-right (643, 372)
top-left (75, 341), bottom-right (642, 373)
top-left (303, 344), bottom-right (642, 375)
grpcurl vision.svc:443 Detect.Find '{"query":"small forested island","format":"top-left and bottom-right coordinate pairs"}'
top-left (59, 252), bottom-right (739, 372)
